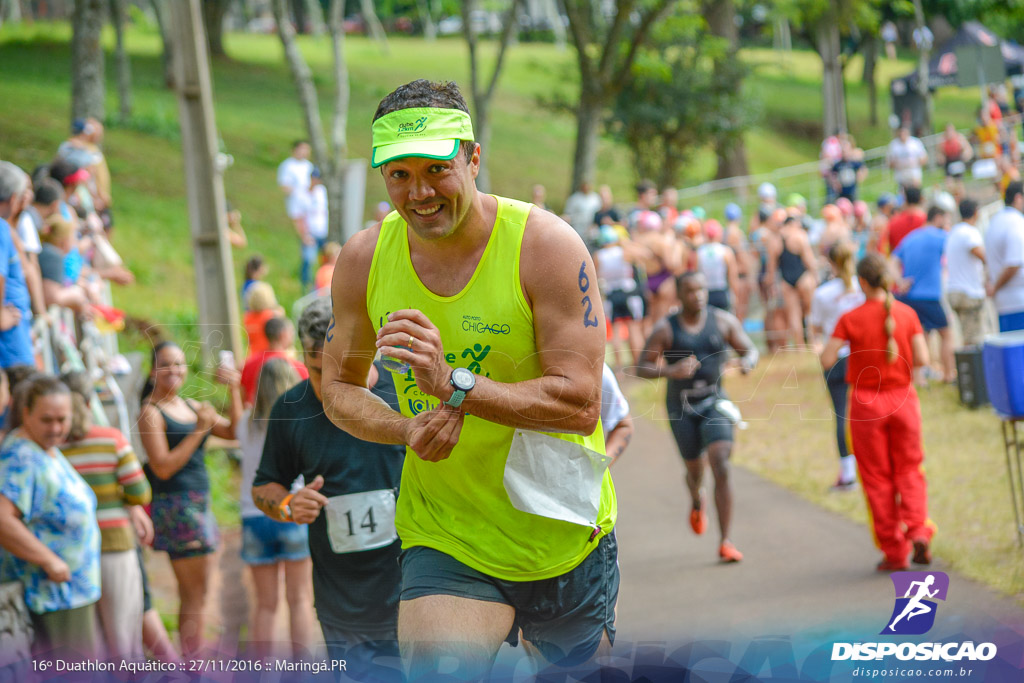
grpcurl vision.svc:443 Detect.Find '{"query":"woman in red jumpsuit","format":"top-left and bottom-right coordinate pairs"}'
top-left (822, 253), bottom-right (936, 571)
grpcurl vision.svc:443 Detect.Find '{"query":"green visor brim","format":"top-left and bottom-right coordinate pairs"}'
top-left (371, 139), bottom-right (461, 168)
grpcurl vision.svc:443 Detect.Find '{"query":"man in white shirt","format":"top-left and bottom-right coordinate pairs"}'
top-left (292, 169), bottom-right (329, 292)
top-left (985, 181), bottom-right (1024, 332)
top-left (600, 363), bottom-right (633, 465)
top-left (277, 140), bottom-right (313, 219)
top-left (562, 181), bottom-right (602, 242)
top-left (944, 198), bottom-right (987, 346)
top-left (887, 126), bottom-right (928, 189)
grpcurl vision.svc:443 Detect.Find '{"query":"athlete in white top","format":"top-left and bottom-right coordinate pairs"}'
top-left (697, 220), bottom-right (737, 312)
top-left (810, 242), bottom-right (865, 490)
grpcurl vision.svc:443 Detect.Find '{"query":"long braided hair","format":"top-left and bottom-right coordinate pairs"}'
top-left (856, 253), bottom-right (898, 363)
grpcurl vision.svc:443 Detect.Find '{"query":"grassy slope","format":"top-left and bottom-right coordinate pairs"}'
top-left (0, 25), bottom-right (982, 325)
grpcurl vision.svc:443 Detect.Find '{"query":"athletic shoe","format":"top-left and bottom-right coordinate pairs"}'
top-left (830, 478), bottom-right (858, 492)
top-left (912, 538), bottom-right (932, 565)
top-left (719, 541), bottom-right (743, 563)
top-left (690, 494), bottom-right (707, 536)
top-left (876, 558), bottom-right (909, 572)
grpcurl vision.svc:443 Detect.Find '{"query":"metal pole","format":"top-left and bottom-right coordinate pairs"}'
top-left (169, 0), bottom-right (242, 365)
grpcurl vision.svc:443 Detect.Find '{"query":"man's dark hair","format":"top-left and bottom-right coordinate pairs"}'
top-left (374, 80), bottom-right (474, 163)
top-left (903, 185), bottom-right (922, 206)
top-left (292, 140), bottom-right (309, 149)
top-left (49, 158), bottom-right (79, 186)
top-left (926, 206), bottom-right (946, 223)
top-left (298, 297), bottom-right (332, 352)
top-left (958, 198), bottom-right (978, 220)
top-left (1005, 180), bottom-right (1024, 206)
top-left (635, 179), bottom-right (656, 198)
top-left (264, 316), bottom-right (290, 345)
top-left (33, 178), bottom-right (63, 206)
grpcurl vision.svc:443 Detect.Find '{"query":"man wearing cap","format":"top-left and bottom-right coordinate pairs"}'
top-left (321, 79), bottom-right (617, 679)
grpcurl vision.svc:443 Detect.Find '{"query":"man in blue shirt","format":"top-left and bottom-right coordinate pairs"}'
top-left (892, 205), bottom-right (953, 383)
top-left (0, 162), bottom-right (35, 369)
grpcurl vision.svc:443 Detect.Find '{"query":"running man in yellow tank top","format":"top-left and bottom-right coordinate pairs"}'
top-left (321, 80), bottom-right (618, 679)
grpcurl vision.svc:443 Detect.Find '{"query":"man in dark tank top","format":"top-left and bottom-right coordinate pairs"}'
top-left (637, 272), bottom-right (759, 563)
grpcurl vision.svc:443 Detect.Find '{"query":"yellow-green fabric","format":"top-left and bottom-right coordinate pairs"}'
top-left (366, 195), bottom-right (617, 581)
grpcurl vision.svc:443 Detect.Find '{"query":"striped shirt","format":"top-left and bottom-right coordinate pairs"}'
top-left (63, 425), bottom-right (151, 552)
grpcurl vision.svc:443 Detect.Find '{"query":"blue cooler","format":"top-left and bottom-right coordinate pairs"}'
top-left (983, 331), bottom-right (1024, 418)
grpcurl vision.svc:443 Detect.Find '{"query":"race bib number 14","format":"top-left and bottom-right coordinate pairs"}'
top-left (324, 489), bottom-right (397, 554)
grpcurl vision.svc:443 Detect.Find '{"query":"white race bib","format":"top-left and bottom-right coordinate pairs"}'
top-left (324, 489), bottom-right (397, 554)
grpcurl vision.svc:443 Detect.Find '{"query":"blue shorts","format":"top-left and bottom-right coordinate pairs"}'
top-left (398, 532), bottom-right (619, 667)
top-left (241, 515), bottom-right (310, 565)
top-left (999, 310), bottom-right (1024, 333)
top-left (900, 298), bottom-right (948, 332)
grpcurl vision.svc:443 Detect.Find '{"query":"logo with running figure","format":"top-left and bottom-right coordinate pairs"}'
top-left (882, 572), bottom-right (949, 635)
top-left (397, 116), bottom-right (428, 135)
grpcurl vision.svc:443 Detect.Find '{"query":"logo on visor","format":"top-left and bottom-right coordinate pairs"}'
top-left (398, 116), bottom-right (428, 135)
top-left (881, 571), bottom-right (949, 635)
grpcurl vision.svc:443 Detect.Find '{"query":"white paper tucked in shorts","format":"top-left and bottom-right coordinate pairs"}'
top-left (503, 429), bottom-right (611, 528)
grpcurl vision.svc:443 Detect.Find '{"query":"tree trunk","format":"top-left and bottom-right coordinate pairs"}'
top-left (475, 103), bottom-right (492, 193)
top-left (360, 0), bottom-right (388, 54)
top-left (71, 0), bottom-right (105, 121)
top-left (272, 0), bottom-right (328, 165)
top-left (3, 0), bottom-right (23, 23)
top-left (290, 0), bottom-right (305, 33)
top-left (110, 0), bottom-right (132, 120)
top-left (704, 0), bottom-right (748, 180)
top-left (912, 0), bottom-right (932, 134)
top-left (203, 0), bottom-right (229, 57)
top-left (571, 93), bottom-right (602, 190)
top-left (862, 32), bottom-right (878, 126)
top-left (326, 0), bottom-right (348, 241)
top-left (815, 17), bottom-right (847, 136)
top-left (306, 0), bottom-right (326, 36)
top-left (545, 0), bottom-right (565, 51)
top-left (151, 0), bottom-right (175, 87)
top-left (416, 0), bottom-right (435, 41)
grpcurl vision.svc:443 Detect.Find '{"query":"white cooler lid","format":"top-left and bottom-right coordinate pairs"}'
top-left (984, 330), bottom-right (1024, 347)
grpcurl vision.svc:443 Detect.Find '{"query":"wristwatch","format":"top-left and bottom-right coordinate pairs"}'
top-left (444, 367), bottom-right (476, 408)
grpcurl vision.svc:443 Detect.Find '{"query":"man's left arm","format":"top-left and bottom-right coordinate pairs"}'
top-left (719, 309), bottom-right (758, 373)
top-left (378, 213), bottom-right (606, 435)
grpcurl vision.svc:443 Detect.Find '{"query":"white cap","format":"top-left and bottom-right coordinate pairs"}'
top-left (932, 190), bottom-right (956, 215)
top-left (758, 182), bottom-right (777, 200)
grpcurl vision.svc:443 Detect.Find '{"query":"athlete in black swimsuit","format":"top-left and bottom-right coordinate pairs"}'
top-left (638, 272), bottom-right (759, 563)
top-left (778, 237), bottom-right (807, 288)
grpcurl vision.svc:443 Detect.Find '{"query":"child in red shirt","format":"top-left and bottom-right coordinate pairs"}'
top-left (823, 253), bottom-right (936, 571)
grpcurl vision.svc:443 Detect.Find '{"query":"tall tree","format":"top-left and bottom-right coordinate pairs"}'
top-left (203, 0), bottom-right (230, 57)
top-left (416, 0), bottom-right (436, 40)
top-left (151, 0), bottom-right (175, 87)
top-left (561, 0), bottom-right (679, 190)
top-left (110, 0), bottom-right (132, 119)
top-left (861, 30), bottom-right (879, 126)
top-left (272, 0), bottom-right (350, 241)
top-left (71, 0), bottom-right (105, 121)
top-left (461, 0), bottom-right (523, 193)
top-left (360, 0), bottom-right (389, 54)
top-left (703, 0), bottom-right (749, 179)
top-left (610, 17), bottom-right (740, 186)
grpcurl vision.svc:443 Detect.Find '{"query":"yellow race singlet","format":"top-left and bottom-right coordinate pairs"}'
top-left (366, 196), bottom-right (617, 581)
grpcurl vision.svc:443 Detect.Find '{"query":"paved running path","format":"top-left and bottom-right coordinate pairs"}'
top-left (612, 411), bottom-right (1024, 644)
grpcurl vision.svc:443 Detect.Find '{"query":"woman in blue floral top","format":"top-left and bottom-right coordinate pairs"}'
top-left (0, 376), bottom-right (101, 658)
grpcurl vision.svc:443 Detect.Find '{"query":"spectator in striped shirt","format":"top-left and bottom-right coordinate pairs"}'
top-left (60, 370), bottom-right (151, 662)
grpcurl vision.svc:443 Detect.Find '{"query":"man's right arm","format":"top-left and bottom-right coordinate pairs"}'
top-left (321, 228), bottom-right (411, 445)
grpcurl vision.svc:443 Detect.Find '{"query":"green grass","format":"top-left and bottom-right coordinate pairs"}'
top-left (627, 352), bottom-right (1024, 604)
top-left (0, 25), bottom-right (985, 332)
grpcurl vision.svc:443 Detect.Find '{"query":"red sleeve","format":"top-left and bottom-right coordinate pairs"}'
top-left (832, 311), bottom-right (851, 342)
top-left (240, 356), bottom-right (260, 403)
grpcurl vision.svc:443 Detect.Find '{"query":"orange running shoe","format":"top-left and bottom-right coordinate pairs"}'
top-left (719, 540), bottom-right (743, 563)
top-left (876, 558), bottom-right (910, 572)
top-left (689, 495), bottom-right (707, 536)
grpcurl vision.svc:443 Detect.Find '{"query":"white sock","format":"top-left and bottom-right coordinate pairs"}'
top-left (840, 455), bottom-right (857, 482)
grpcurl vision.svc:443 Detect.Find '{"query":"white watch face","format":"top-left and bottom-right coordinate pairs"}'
top-left (452, 367), bottom-right (475, 391)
